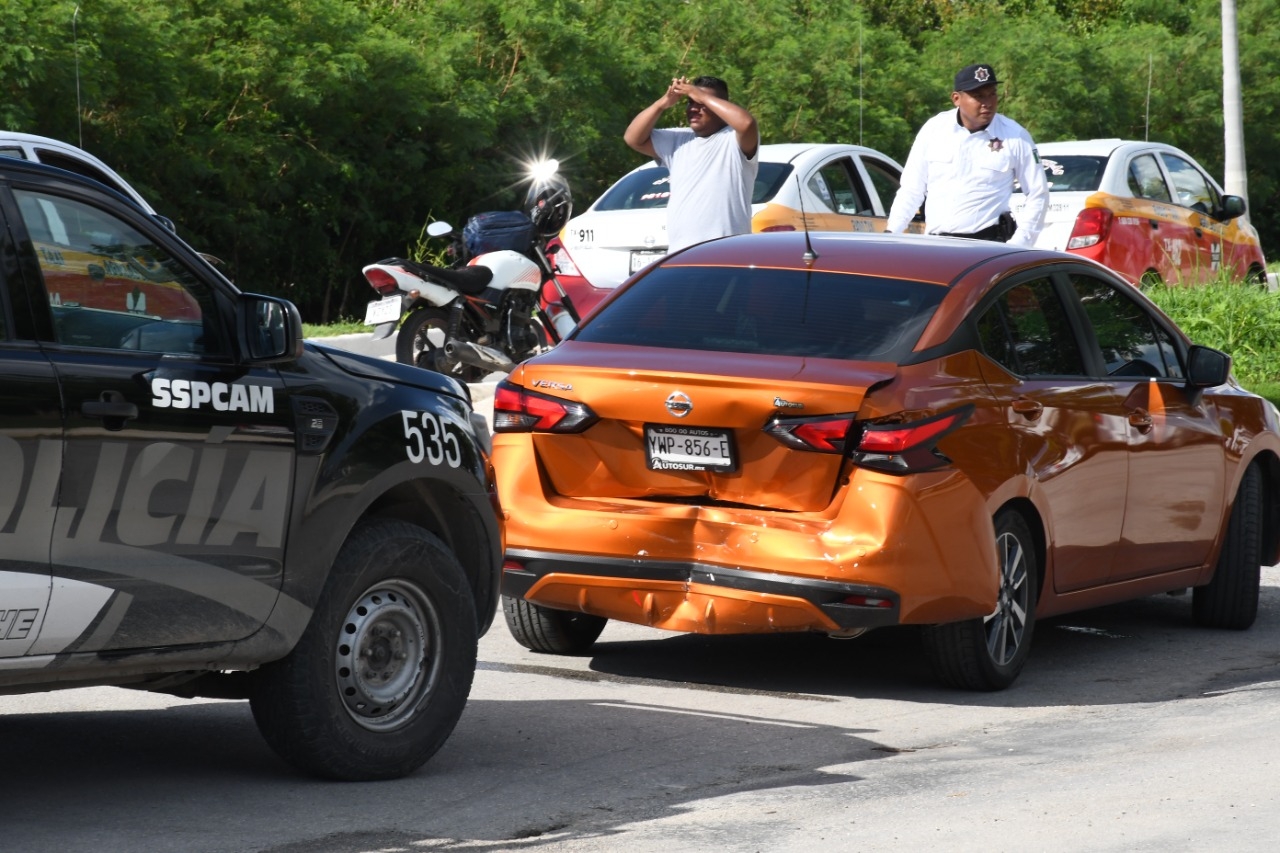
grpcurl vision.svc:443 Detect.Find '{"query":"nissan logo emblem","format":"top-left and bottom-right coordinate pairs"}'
top-left (665, 391), bottom-right (693, 418)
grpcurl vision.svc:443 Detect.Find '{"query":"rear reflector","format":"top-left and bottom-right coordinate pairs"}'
top-left (842, 595), bottom-right (894, 609)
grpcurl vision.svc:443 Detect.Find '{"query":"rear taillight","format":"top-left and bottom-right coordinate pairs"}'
top-left (852, 405), bottom-right (973, 474)
top-left (1066, 207), bottom-right (1114, 249)
top-left (760, 224), bottom-right (797, 232)
top-left (364, 267), bottom-right (401, 296)
top-left (764, 413), bottom-right (857, 452)
top-left (492, 379), bottom-right (598, 433)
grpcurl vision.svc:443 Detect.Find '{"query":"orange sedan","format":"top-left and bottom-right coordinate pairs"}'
top-left (492, 231), bottom-right (1280, 690)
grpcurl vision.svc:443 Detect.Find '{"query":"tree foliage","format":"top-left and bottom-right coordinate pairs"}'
top-left (2, 0), bottom-right (1277, 321)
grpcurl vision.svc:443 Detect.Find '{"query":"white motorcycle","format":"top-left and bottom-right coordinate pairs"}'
top-left (362, 161), bottom-right (580, 381)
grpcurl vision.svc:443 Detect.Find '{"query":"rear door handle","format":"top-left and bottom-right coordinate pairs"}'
top-left (1011, 397), bottom-right (1043, 420)
top-left (1128, 408), bottom-right (1153, 433)
top-left (82, 391), bottom-right (139, 431)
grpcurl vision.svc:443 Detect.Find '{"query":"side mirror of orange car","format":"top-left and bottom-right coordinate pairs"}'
top-left (1186, 345), bottom-right (1231, 389)
top-left (1218, 195), bottom-right (1247, 221)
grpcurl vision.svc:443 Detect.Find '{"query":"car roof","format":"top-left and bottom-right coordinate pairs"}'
top-left (0, 130), bottom-right (156, 214)
top-left (0, 155), bottom-right (147, 209)
top-left (662, 230), bottom-right (1048, 284)
top-left (1036, 139), bottom-right (1194, 160)
top-left (0, 130), bottom-right (87, 148)
top-left (756, 142), bottom-right (899, 164)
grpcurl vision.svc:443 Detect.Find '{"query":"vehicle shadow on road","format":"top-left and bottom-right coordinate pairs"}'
top-left (7, 586), bottom-right (1279, 850)
top-left (0, 691), bottom-right (895, 851)
top-left (578, 584), bottom-right (1280, 708)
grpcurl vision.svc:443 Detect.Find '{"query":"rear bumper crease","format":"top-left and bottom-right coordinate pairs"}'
top-left (503, 548), bottom-right (901, 632)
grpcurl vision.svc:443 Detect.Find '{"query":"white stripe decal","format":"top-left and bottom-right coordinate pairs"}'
top-left (0, 571), bottom-right (52, 658)
top-left (27, 578), bottom-right (116, 655)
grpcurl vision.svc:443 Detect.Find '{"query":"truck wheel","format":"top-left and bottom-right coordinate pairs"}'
top-left (250, 519), bottom-right (478, 780)
top-left (397, 307), bottom-right (486, 383)
top-left (922, 510), bottom-right (1038, 691)
top-left (503, 595), bottom-right (606, 654)
top-left (1194, 464), bottom-right (1261, 629)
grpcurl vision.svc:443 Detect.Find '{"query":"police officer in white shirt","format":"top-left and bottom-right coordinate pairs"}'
top-left (886, 63), bottom-right (1048, 247)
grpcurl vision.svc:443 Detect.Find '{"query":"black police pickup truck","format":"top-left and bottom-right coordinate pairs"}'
top-left (0, 158), bottom-right (502, 780)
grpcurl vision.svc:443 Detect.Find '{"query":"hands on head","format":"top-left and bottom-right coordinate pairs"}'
top-left (664, 76), bottom-right (705, 107)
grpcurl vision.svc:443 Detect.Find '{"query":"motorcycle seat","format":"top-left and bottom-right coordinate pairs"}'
top-left (391, 258), bottom-right (494, 295)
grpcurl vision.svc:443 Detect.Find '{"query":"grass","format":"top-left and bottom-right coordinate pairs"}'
top-left (1143, 275), bottom-right (1280, 406)
top-left (302, 319), bottom-right (369, 338)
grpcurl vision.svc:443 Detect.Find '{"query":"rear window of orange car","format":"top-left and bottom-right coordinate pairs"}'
top-left (572, 265), bottom-right (945, 361)
top-left (594, 164), bottom-right (795, 211)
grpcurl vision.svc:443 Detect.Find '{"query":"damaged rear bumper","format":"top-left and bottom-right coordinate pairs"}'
top-left (502, 549), bottom-right (902, 634)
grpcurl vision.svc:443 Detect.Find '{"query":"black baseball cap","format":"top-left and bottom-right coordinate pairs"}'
top-left (954, 63), bottom-right (999, 92)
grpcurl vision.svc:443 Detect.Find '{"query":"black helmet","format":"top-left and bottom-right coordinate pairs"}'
top-left (524, 160), bottom-right (573, 237)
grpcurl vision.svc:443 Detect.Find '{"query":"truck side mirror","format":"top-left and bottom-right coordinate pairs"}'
top-left (238, 293), bottom-right (303, 363)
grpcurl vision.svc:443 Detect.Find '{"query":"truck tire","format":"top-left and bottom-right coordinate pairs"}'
top-left (250, 519), bottom-right (478, 780)
top-left (503, 595), bottom-right (607, 654)
top-left (1193, 464), bottom-right (1262, 629)
top-left (922, 509), bottom-right (1038, 691)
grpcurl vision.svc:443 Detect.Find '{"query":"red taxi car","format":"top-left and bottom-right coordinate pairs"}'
top-left (1013, 139), bottom-right (1267, 286)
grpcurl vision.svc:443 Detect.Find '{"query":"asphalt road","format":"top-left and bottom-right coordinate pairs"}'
top-left (5, 333), bottom-right (1278, 851)
top-left (4, 568), bottom-right (1280, 852)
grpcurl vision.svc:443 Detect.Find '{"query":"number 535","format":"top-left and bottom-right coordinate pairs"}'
top-left (402, 410), bottom-right (462, 468)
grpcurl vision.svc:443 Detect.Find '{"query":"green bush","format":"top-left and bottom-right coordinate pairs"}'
top-left (1144, 278), bottom-right (1280, 404)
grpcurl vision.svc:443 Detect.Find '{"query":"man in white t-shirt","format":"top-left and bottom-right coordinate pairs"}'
top-left (624, 75), bottom-right (759, 253)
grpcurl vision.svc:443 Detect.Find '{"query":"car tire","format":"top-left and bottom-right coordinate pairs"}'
top-left (503, 595), bottom-right (607, 654)
top-left (922, 510), bottom-right (1038, 691)
top-left (1139, 269), bottom-right (1162, 288)
top-left (249, 519), bottom-right (478, 781)
top-left (396, 306), bottom-right (486, 382)
top-left (1193, 464), bottom-right (1262, 630)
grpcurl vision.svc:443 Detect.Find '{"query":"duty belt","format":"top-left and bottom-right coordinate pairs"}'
top-left (936, 211), bottom-right (1015, 243)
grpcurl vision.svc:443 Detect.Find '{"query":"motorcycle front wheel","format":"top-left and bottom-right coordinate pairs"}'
top-left (396, 307), bottom-right (487, 383)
